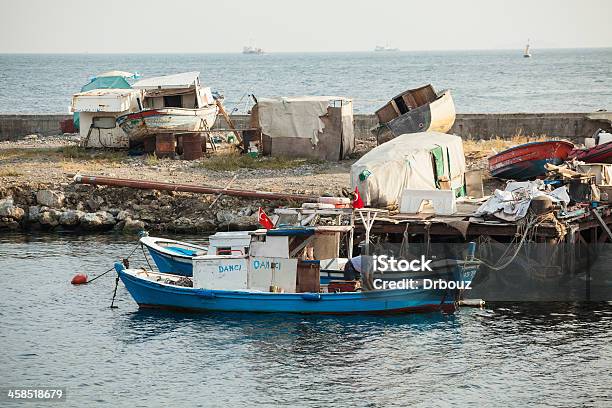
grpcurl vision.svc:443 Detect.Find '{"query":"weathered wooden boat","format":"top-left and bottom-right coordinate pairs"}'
top-left (117, 107), bottom-right (218, 142)
top-left (141, 232), bottom-right (250, 277)
top-left (488, 140), bottom-right (574, 180)
top-left (568, 141), bottom-right (612, 164)
top-left (115, 71), bottom-right (219, 144)
top-left (114, 262), bottom-right (462, 314)
top-left (372, 85), bottom-right (456, 143)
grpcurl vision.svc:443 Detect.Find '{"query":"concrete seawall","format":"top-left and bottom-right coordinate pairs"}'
top-left (1, 112), bottom-right (610, 142)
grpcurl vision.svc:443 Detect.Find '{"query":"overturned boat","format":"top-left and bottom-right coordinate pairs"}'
top-left (488, 140), bottom-right (574, 180)
top-left (372, 84), bottom-right (456, 144)
top-left (116, 71), bottom-right (218, 144)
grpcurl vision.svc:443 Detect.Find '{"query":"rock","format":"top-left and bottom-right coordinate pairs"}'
top-left (116, 210), bottom-right (131, 221)
top-left (0, 217), bottom-right (19, 230)
top-left (123, 217), bottom-right (145, 232)
top-left (108, 208), bottom-right (120, 217)
top-left (97, 211), bottom-right (116, 226)
top-left (28, 206), bottom-right (41, 222)
top-left (81, 213), bottom-right (103, 229)
top-left (36, 190), bottom-right (65, 208)
top-left (24, 134), bottom-right (38, 140)
top-left (194, 218), bottom-right (217, 231)
top-left (59, 210), bottom-right (84, 226)
top-left (216, 210), bottom-right (235, 223)
top-left (220, 214), bottom-right (258, 230)
top-left (39, 210), bottom-right (60, 227)
top-left (0, 197), bottom-right (24, 220)
top-left (86, 196), bottom-right (104, 212)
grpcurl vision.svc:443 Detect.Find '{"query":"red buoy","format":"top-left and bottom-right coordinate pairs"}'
top-left (71, 273), bottom-right (88, 285)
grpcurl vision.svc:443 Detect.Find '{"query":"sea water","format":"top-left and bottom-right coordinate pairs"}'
top-left (0, 233), bottom-right (610, 407)
top-left (0, 48), bottom-right (610, 114)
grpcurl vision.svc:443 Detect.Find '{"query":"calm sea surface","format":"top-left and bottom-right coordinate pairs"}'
top-left (0, 233), bottom-right (610, 407)
top-left (0, 49), bottom-right (611, 114)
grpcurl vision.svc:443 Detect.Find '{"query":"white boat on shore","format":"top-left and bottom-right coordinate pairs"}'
top-left (116, 71), bottom-right (219, 144)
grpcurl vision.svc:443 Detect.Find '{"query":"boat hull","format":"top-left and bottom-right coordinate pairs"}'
top-left (140, 237), bottom-right (207, 276)
top-left (374, 90), bottom-right (456, 143)
top-left (116, 106), bottom-right (218, 144)
top-left (115, 264), bottom-right (459, 314)
top-left (488, 141), bottom-right (574, 180)
top-left (569, 141), bottom-right (612, 164)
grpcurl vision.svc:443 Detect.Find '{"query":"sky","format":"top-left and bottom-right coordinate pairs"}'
top-left (0, 0), bottom-right (610, 53)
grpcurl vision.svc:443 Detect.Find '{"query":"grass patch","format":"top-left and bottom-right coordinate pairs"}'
top-left (463, 135), bottom-right (549, 154)
top-left (0, 146), bottom-right (126, 162)
top-left (194, 153), bottom-right (323, 171)
top-left (0, 169), bottom-right (21, 177)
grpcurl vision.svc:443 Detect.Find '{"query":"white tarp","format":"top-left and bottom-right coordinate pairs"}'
top-left (132, 71), bottom-right (200, 90)
top-left (351, 132), bottom-right (466, 207)
top-left (475, 180), bottom-right (570, 222)
top-left (258, 96), bottom-right (349, 146)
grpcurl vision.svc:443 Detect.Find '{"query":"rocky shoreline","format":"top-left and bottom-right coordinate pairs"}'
top-left (0, 182), bottom-right (282, 234)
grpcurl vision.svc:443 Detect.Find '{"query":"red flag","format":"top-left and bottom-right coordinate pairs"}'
top-left (352, 187), bottom-right (364, 209)
top-left (258, 207), bottom-right (275, 229)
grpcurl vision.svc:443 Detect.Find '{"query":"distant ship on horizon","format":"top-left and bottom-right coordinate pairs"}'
top-left (374, 44), bottom-right (399, 52)
top-left (243, 45), bottom-right (265, 55)
top-left (523, 39), bottom-right (532, 58)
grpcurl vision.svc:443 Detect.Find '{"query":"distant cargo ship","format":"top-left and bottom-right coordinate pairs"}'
top-left (374, 45), bottom-right (399, 52)
top-left (243, 46), bottom-right (264, 55)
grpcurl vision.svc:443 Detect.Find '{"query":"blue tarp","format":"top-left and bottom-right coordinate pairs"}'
top-left (73, 76), bottom-right (132, 128)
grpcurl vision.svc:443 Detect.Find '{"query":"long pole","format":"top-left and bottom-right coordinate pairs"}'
top-left (71, 174), bottom-right (317, 202)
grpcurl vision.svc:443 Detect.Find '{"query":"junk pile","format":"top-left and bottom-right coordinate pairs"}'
top-left (250, 96), bottom-right (355, 161)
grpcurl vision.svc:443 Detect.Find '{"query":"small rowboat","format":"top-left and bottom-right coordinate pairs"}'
top-left (488, 141), bottom-right (574, 180)
top-left (568, 141), bottom-right (612, 164)
top-left (140, 236), bottom-right (208, 276)
top-left (141, 232), bottom-right (251, 277)
top-left (114, 262), bottom-right (462, 314)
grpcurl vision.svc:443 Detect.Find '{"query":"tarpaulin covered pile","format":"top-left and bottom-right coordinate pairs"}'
top-left (350, 132), bottom-right (466, 207)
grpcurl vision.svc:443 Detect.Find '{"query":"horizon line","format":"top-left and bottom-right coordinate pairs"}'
top-left (1, 46), bottom-right (611, 55)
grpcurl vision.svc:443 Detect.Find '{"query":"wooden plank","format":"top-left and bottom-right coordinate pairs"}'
top-left (593, 209), bottom-right (612, 242)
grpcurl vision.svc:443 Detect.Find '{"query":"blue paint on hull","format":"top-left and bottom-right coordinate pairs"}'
top-left (147, 247), bottom-right (193, 276)
top-left (116, 264), bottom-right (459, 314)
top-left (491, 158), bottom-right (564, 181)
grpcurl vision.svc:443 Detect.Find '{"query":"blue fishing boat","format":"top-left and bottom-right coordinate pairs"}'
top-left (114, 262), bottom-right (461, 314)
top-left (118, 223), bottom-right (479, 314)
top-left (140, 232), bottom-right (250, 276)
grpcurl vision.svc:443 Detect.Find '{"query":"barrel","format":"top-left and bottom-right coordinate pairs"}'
top-left (155, 133), bottom-right (176, 158)
top-left (143, 136), bottom-right (156, 154)
top-left (181, 133), bottom-right (203, 160)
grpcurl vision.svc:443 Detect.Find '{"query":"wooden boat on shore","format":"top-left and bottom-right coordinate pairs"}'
top-left (568, 141), bottom-right (612, 164)
top-left (372, 85), bottom-right (456, 144)
top-left (116, 71), bottom-right (219, 144)
top-left (488, 140), bottom-right (574, 180)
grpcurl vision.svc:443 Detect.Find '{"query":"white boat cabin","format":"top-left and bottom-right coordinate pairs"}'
top-left (131, 71), bottom-right (215, 110)
top-left (71, 88), bottom-right (143, 148)
top-left (193, 225), bottom-right (352, 294)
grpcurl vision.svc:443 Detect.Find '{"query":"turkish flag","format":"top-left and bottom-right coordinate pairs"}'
top-left (258, 207), bottom-right (275, 229)
top-left (352, 187), bottom-right (364, 209)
